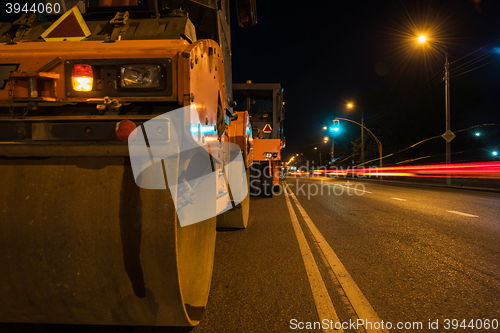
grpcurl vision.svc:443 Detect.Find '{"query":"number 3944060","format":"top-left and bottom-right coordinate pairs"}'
top-left (6, 2), bottom-right (61, 14)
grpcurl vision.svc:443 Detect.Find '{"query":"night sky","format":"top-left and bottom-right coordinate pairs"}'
top-left (231, 0), bottom-right (500, 166)
top-left (1, 0), bottom-right (499, 166)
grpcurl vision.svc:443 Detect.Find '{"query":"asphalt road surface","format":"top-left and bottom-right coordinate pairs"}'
top-left (2, 175), bottom-right (500, 332)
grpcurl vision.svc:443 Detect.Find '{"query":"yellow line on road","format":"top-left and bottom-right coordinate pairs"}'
top-left (447, 210), bottom-right (478, 217)
top-left (286, 183), bottom-right (389, 333)
top-left (284, 185), bottom-right (343, 333)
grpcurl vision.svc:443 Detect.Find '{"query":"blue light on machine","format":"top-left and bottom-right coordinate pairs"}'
top-left (331, 127), bottom-right (339, 132)
top-left (190, 124), bottom-right (216, 135)
top-left (493, 151), bottom-right (498, 156)
top-left (475, 132), bottom-right (481, 137)
top-left (190, 122), bottom-right (217, 143)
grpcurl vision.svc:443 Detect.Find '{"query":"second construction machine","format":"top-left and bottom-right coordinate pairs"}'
top-left (233, 81), bottom-right (285, 197)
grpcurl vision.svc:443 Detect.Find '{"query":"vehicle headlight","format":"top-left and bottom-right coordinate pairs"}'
top-left (120, 64), bottom-right (161, 88)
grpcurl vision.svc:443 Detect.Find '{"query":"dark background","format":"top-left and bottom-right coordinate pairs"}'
top-left (231, 0), bottom-right (500, 167)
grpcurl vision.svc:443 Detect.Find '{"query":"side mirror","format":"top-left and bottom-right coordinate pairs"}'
top-left (236, 0), bottom-right (257, 28)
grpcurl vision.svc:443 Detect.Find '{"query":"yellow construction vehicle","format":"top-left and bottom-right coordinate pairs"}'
top-left (233, 81), bottom-right (285, 197)
top-left (0, 0), bottom-right (255, 327)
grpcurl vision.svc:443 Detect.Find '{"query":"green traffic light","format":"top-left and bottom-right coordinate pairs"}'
top-left (332, 119), bottom-right (340, 131)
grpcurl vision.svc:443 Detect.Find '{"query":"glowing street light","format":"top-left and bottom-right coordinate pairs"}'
top-left (475, 132), bottom-right (481, 137)
top-left (493, 151), bottom-right (498, 156)
top-left (347, 103), bottom-right (364, 164)
top-left (418, 34), bottom-right (452, 186)
top-left (314, 147), bottom-right (322, 166)
top-left (323, 126), bottom-right (327, 130)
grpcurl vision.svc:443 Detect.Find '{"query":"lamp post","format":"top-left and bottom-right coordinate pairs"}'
top-left (323, 136), bottom-right (333, 164)
top-left (418, 36), bottom-right (452, 186)
top-left (335, 117), bottom-right (382, 168)
top-left (314, 147), bottom-right (322, 166)
top-left (347, 103), bottom-right (364, 164)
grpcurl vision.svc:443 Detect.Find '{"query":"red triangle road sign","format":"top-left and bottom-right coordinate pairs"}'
top-left (45, 12), bottom-right (85, 38)
top-left (262, 124), bottom-right (272, 133)
top-left (41, 6), bottom-right (91, 41)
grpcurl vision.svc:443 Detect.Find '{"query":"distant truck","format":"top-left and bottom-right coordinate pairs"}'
top-left (233, 81), bottom-right (285, 196)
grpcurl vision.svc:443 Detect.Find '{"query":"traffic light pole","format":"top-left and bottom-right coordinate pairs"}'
top-left (335, 117), bottom-right (382, 168)
top-left (330, 139), bottom-right (334, 163)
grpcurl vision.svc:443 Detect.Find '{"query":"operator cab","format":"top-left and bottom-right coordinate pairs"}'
top-left (233, 82), bottom-right (284, 141)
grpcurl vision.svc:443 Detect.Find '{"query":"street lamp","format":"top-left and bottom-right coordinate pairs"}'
top-left (322, 125), bottom-right (337, 164)
top-left (322, 136), bottom-right (334, 162)
top-left (347, 103), bottom-right (364, 164)
top-left (418, 35), bottom-right (452, 186)
top-left (314, 147), bottom-right (322, 166)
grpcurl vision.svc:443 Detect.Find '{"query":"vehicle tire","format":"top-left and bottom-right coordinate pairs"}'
top-left (261, 162), bottom-right (273, 197)
top-left (250, 161), bottom-right (262, 197)
top-left (216, 167), bottom-right (250, 229)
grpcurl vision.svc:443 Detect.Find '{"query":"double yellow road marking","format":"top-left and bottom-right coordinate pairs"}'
top-left (284, 183), bottom-right (343, 333)
top-left (284, 183), bottom-right (389, 333)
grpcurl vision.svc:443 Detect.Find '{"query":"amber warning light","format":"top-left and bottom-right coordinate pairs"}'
top-left (72, 64), bottom-right (93, 91)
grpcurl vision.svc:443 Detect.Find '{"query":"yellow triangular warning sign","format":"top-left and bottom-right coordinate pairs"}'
top-left (41, 6), bottom-right (91, 42)
top-left (262, 124), bottom-right (272, 133)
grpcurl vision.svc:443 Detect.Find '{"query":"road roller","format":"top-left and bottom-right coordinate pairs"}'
top-left (0, 0), bottom-right (256, 326)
